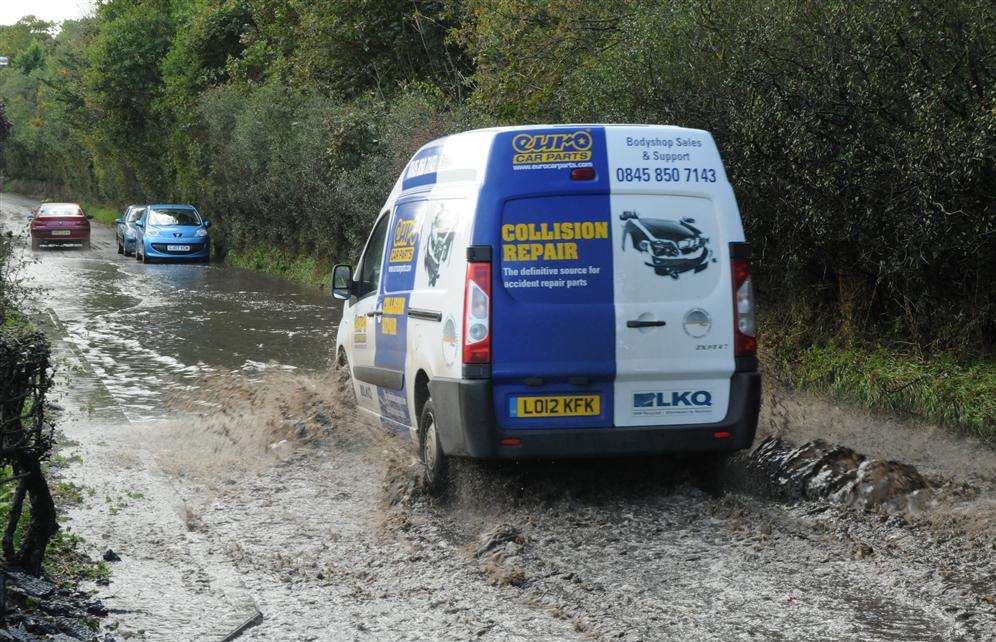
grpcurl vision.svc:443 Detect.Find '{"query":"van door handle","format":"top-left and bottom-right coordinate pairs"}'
top-left (627, 320), bottom-right (666, 328)
top-left (366, 310), bottom-right (383, 317)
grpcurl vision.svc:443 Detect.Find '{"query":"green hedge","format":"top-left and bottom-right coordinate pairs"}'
top-left (1, 0), bottom-right (993, 355)
top-left (763, 328), bottom-right (996, 442)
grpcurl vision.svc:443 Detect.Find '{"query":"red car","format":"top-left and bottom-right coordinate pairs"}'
top-left (30, 202), bottom-right (93, 250)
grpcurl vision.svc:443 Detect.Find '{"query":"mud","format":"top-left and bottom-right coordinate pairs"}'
top-left (748, 437), bottom-right (931, 510)
top-left (0, 569), bottom-right (107, 642)
top-left (2, 192), bottom-right (995, 641)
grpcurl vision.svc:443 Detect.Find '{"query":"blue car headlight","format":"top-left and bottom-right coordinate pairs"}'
top-left (195, 228), bottom-right (207, 237)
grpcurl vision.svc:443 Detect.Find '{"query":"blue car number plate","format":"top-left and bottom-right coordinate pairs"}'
top-left (167, 244), bottom-right (190, 251)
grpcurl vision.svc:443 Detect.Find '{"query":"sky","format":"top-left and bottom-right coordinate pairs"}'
top-left (0, 0), bottom-right (95, 26)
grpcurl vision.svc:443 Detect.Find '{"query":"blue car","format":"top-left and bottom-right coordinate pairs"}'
top-left (115, 204), bottom-right (146, 256)
top-left (135, 204), bottom-right (212, 264)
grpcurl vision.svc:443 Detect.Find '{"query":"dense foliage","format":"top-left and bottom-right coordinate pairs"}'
top-left (1, 149), bottom-right (59, 578)
top-left (0, 0), bottom-right (993, 352)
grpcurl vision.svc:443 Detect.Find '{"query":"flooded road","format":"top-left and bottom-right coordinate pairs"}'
top-left (1, 192), bottom-right (994, 641)
top-left (2, 192), bottom-right (338, 420)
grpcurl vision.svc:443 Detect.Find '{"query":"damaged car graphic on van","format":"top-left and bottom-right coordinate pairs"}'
top-left (620, 210), bottom-right (714, 278)
top-left (424, 205), bottom-right (457, 286)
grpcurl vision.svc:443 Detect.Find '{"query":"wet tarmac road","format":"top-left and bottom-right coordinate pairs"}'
top-left (2, 192), bottom-right (994, 641)
top-left (2, 192), bottom-right (339, 420)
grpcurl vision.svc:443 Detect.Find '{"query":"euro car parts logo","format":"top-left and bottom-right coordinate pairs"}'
top-left (512, 130), bottom-right (593, 166)
top-left (633, 391), bottom-right (712, 408)
top-left (388, 218), bottom-right (418, 263)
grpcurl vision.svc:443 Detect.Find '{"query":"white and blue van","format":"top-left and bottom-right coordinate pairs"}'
top-left (333, 125), bottom-right (760, 489)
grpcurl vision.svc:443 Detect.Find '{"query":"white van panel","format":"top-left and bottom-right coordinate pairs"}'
top-left (610, 193), bottom-right (734, 425)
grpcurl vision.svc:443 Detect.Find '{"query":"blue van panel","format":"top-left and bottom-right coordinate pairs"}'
top-left (474, 127), bottom-right (616, 429)
top-left (374, 199), bottom-right (423, 429)
top-left (402, 146), bottom-right (441, 191)
top-left (376, 200), bottom-right (421, 373)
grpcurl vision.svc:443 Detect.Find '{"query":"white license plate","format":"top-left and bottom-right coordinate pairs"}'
top-left (166, 244), bottom-right (190, 251)
top-left (52, 230), bottom-right (71, 236)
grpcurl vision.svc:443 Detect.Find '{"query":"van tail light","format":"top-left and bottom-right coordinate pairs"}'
top-left (463, 261), bottom-right (491, 364)
top-left (731, 258), bottom-right (757, 356)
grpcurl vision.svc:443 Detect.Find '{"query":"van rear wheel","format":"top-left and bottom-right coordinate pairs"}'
top-left (687, 451), bottom-right (733, 495)
top-left (418, 399), bottom-right (447, 496)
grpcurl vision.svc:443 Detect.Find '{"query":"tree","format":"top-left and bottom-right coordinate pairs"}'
top-left (84, 0), bottom-right (176, 197)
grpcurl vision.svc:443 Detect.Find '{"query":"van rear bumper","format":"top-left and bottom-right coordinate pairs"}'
top-left (429, 371), bottom-right (761, 459)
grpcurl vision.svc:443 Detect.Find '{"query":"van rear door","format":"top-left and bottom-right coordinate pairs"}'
top-left (611, 193), bottom-right (733, 426)
top-left (491, 193), bottom-right (734, 430)
top-left (492, 194), bottom-right (617, 430)
top-left (485, 126), bottom-right (737, 431)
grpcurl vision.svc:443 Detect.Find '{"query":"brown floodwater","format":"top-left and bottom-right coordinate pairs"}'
top-left (2, 192), bottom-right (993, 642)
top-left (3, 192), bottom-right (340, 421)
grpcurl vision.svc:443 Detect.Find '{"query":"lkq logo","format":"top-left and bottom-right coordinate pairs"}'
top-left (633, 390), bottom-right (713, 415)
top-left (511, 130), bottom-right (593, 167)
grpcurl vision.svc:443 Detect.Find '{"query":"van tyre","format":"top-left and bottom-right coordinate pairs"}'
top-left (688, 451), bottom-right (733, 496)
top-left (31, 238), bottom-right (40, 251)
top-left (418, 399), bottom-right (448, 496)
top-left (335, 349), bottom-right (356, 405)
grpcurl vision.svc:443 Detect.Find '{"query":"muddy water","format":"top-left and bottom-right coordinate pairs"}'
top-left (2, 192), bottom-right (994, 641)
top-left (2, 192), bottom-right (338, 420)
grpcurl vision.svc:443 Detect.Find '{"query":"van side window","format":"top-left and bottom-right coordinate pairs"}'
top-left (355, 213), bottom-right (389, 297)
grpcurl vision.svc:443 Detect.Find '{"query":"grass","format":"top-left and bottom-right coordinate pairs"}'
top-left (226, 243), bottom-right (330, 289)
top-left (44, 528), bottom-right (111, 585)
top-left (82, 202), bottom-right (120, 226)
top-left (0, 465), bottom-right (107, 586)
top-left (762, 325), bottom-right (996, 444)
top-left (2, 306), bottom-right (30, 330)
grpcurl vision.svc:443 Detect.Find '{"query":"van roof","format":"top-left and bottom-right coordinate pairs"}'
top-left (445, 122), bottom-right (709, 136)
top-left (427, 123), bottom-right (711, 151)
top-left (390, 123), bottom-right (723, 201)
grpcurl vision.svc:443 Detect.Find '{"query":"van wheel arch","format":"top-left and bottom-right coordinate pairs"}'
top-left (413, 369), bottom-right (431, 421)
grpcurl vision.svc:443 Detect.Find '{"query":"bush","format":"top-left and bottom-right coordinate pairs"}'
top-left (462, 0), bottom-right (996, 352)
top-left (195, 83), bottom-right (481, 267)
top-left (2, 0), bottom-right (993, 356)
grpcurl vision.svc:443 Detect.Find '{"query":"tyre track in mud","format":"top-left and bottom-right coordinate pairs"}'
top-left (42, 314), bottom-right (265, 640)
top-left (393, 451), bottom-right (994, 642)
